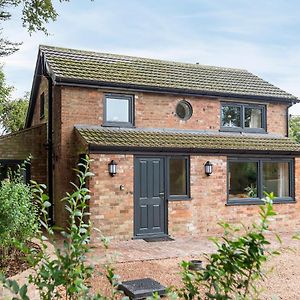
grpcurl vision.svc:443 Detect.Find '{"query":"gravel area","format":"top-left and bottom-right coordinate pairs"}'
top-left (92, 244), bottom-right (300, 299)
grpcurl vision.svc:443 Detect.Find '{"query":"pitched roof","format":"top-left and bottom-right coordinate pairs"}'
top-left (75, 126), bottom-right (300, 154)
top-left (40, 45), bottom-right (298, 103)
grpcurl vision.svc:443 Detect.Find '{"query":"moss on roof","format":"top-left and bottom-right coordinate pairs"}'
top-left (75, 126), bottom-right (300, 154)
top-left (40, 45), bottom-right (298, 102)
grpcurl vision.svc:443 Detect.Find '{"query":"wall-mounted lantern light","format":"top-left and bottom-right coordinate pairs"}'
top-left (204, 161), bottom-right (213, 176)
top-left (108, 160), bottom-right (117, 177)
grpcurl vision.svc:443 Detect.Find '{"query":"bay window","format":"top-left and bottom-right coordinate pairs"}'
top-left (228, 158), bottom-right (294, 204)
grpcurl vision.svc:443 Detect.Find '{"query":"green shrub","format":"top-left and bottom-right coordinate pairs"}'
top-left (1, 156), bottom-right (125, 300)
top-left (0, 163), bottom-right (38, 256)
top-left (176, 194), bottom-right (279, 300)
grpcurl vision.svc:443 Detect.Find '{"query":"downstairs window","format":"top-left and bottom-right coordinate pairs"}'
top-left (0, 160), bottom-right (29, 183)
top-left (228, 158), bottom-right (294, 204)
top-left (168, 156), bottom-right (190, 200)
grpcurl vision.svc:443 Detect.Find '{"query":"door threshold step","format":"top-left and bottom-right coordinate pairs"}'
top-left (143, 236), bottom-right (174, 242)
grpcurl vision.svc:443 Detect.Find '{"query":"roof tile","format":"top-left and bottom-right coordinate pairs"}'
top-left (40, 45), bottom-right (298, 102)
top-left (75, 126), bottom-right (300, 153)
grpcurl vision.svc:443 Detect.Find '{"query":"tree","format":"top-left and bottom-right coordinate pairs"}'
top-left (0, 0), bottom-right (91, 57)
top-left (0, 65), bottom-right (28, 133)
top-left (1, 93), bottom-right (29, 133)
top-left (289, 115), bottom-right (300, 143)
top-left (0, 63), bottom-right (12, 107)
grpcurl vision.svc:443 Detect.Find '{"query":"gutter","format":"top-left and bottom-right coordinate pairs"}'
top-left (55, 77), bottom-right (299, 105)
top-left (88, 144), bottom-right (300, 156)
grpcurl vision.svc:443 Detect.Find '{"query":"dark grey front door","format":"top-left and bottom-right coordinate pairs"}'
top-left (134, 157), bottom-right (167, 238)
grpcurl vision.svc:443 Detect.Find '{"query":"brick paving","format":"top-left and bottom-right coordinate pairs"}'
top-left (87, 232), bottom-right (300, 265)
top-left (88, 236), bottom-right (216, 264)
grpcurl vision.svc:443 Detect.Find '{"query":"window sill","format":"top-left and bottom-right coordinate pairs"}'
top-left (226, 198), bottom-right (296, 206)
top-left (220, 127), bottom-right (266, 134)
top-left (102, 122), bottom-right (134, 128)
top-left (168, 196), bottom-right (192, 201)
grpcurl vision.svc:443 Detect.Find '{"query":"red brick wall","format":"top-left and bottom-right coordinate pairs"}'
top-left (52, 86), bottom-right (100, 227)
top-left (87, 153), bottom-right (300, 241)
top-left (135, 93), bottom-right (220, 130)
top-left (267, 103), bottom-right (288, 136)
top-left (89, 154), bottom-right (134, 240)
top-left (55, 86), bottom-right (288, 135)
top-left (0, 124), bottom-right (47, 184)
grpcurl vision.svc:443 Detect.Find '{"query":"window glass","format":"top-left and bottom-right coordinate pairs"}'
top-left (169, 158), bottom-right (187, 196)
top-left (245, 107), bottom-right (262, 128)
top-left (40, 93), bottom-right (45, 119)
top-left (176, 100), bottom-right (193, 120)
top-left (221, 105), bottom-right (241, 127)
top-left (0, 164), bottom-right (17, 181)
top-left (229, 162), bottom-right (258, 199)
top-left (106, 98), bottom-right (129, 123)
top-left (263, 162), bottom-right (290, 198)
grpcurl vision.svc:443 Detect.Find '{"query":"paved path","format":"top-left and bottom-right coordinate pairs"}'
top-left (87, 232), bottom-right (300, 265)
top-left (88, 236), bottom-right (216, 264)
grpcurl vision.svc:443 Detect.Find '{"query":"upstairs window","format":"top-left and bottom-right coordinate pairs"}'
top-left (40, 93), bottom-right (45, 119)
top-left (221, 103), bottom-right (266, 133)
top-left (104, 94), bottom-right (134, 127)
top-left (176, 100), bottom-right (193, 121)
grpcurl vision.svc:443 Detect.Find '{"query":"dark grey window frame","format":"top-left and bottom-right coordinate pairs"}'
top-left (175, 100), bottom-right (193, 121)
top-left (227, 157), bottom-right (295, 205)
top-left (40, 92), bottom-right (45, 119)
top-left (221, 102), bottom-right (266, 133)
top-left (167, 156), bottom-right (191, 201)
top-left (103, 94), bottom-right (134, 127)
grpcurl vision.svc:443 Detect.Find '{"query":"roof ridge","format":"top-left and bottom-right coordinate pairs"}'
top-left (39, 44), bottom-right (248, 73)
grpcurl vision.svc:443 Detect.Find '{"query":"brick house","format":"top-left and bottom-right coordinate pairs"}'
top-left (1, 45), bottom-right (300, 240)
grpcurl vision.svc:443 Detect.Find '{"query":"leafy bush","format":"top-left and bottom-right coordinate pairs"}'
top-left (1, 156), bottom-right (125, 300)
top-left (0, 162), bottom-right (38, 256)
top-left (176, 194), bottom-right (279, 300)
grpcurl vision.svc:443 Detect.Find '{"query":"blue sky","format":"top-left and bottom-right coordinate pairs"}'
top-left (1, 0), bottom-right (300, 113)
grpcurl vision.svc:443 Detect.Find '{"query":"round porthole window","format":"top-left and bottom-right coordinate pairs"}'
top-left (176, 100), bottom-right (193, 120)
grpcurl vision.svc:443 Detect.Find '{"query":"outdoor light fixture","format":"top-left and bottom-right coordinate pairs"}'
top-left (204, 161), bottom-right (213, 176)
top-left (108, 160), bottom-right (117, 176)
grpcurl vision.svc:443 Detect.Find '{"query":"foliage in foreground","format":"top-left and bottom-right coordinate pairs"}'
top-left (0, 157), bottom-right (279, 299)
top-left (0, 159), bottom-right (37, 258)
top-left (176, 194), bottom-right (279, 300)
top-left (1, 156), bottom-right (126, 300)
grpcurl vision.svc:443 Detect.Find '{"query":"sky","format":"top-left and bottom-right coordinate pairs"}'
top-left (1, 0), bottom-right (300, 114)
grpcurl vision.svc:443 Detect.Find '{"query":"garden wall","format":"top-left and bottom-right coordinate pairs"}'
top-left (0, 123), bottom-right (47, 184)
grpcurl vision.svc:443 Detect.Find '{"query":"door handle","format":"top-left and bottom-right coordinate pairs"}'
top-left (159, 192), bottom-right (164, 198)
